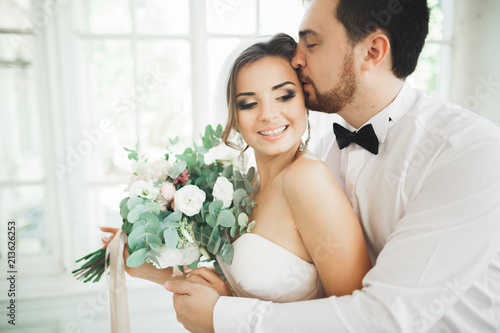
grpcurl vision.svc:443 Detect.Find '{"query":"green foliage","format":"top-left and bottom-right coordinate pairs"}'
top-left (74, 124), bottom-right (257, 283)
top-left (124, 146), bottom-right (139, 161)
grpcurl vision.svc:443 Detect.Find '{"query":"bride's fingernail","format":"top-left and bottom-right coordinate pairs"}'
top-left (165, 281), bottom-right (172, 289)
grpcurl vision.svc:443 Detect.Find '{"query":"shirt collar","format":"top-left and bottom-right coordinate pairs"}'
top-left (334, 81), bottom-right (418, 143)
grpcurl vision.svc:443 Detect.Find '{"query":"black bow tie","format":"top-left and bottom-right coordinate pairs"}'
top-left (333, 123), bottom-right (379, 155)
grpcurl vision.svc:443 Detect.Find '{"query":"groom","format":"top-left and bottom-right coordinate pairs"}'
top-left (167, 0), bottom-right (500, 331)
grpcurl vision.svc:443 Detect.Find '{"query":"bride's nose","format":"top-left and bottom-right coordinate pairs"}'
top-left (258, 101), bottom-right (281, 122)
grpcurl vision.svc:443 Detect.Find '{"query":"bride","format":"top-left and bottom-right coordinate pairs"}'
top-left (107, 33), bottom-right (371, 304)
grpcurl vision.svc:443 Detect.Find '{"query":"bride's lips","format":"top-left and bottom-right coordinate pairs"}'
top-left (258, 125), bottom-right (289, 141)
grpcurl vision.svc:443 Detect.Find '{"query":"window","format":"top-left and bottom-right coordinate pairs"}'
top-left (0, 0), bottom-right (63, 275)
top-left (1, 0), bottom-right (453, 283)
top-left (409, 0), bottom-right (454, 99)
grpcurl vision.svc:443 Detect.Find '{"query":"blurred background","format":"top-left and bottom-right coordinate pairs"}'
top-left (0, 0), bottom-right (499, 332)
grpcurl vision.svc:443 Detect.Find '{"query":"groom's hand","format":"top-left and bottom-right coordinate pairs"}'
top-left (166, 280), bottom-right (219, 333)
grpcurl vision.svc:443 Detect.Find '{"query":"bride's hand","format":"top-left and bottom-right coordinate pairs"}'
top-left (186, 267), bottom-right (233, 297)
top-left (99, 226), bottom-right (143, 278)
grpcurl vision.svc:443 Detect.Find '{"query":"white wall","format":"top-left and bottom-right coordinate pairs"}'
top-left (450, 0), bottom-right (500, 125)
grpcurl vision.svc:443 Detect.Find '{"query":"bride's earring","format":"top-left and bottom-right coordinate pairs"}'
top-left (298, 113), bottom-right (311, 152)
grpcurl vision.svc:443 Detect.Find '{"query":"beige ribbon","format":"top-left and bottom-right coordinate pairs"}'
top-left (105, 229), bottom-right (131, 333)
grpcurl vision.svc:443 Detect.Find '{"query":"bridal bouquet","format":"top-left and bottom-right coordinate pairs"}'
top-left (73, 125), bottom-right (256, 283)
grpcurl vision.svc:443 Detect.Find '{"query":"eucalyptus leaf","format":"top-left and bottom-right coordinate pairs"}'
top-left (164, 227), bottom-right (179, 249)
top-left (244, 179), bottom-right (254, 193)
top-left (192, 166), bottom-right (202, 177)
top-left (127, 204), bottom-right (145, 223)
top-left (120, 201), bottom-right (130, 219)
top-left (205, 124), bottom-right (214, 138)
top-left (163, 211), bottom-right (182, 223)
top-left (207, 227), bottom-right (220, 254)
top-left (127, 197), bottom-right (144, 210)
top-left (126, 248), bottom-right (147, 267)
top-left (169, 136), bottom-right (179, 145)
top-left (168, 160), bottom-right (188, 179)
top-left (149, 244), bottom-right (161, 257)
top-left (233, 170), bottom-right (245, 189)
top-left (220, 242), bottom-right (234, 265)
top-left (187, 261), bottom-right (199, 270)
top-left (119, 197), bottom-right (129, 210)
top-left (147, 252), bottom-right (161, 267)
top-left (162, 222), bottom-right (180, 228)
top-left (221, 166), bottom-right (233, 179)
top-left (121, 221), bottom-right (133, 235)
top-left (139, 212), bottom-right (160, 231)
top-left (215, 124), bottom-right (223, 138)
top-left (217, 210), bottom-right (236, 228)
top-left (233, 189), bottom-right (247, 206)
top-left (247, 167), bottom-right (255, 182)
top-left (247, 220), bottom-right (256, 231)
top-left (128, 225), bottom-right (161, 251)
top-left (144, 201), bottom-right (161, 215)
top-left (237, 213), bottom-right (249, 227)
top-left (213, 236), bottom-right (222, 254)
top-left (175, 154), bottom-right (196, 166)
top-left (230, 223), bottom-right (238, 238)
top-left (209, 200), bottom-right (223, 215)
top-left (206, 214), bottom-right (217, 228)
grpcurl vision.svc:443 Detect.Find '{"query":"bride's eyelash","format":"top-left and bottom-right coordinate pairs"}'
top-left (238, 101), bottom-right (257, 110)
top-left (278, 91), bottom-right (296, 102)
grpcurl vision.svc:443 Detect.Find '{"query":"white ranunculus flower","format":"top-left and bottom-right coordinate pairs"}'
top-left (128, 180), bottom-right (160, 200)
top-left (213, 176), bottom-right (234, 209)
top-left (204, 143), bottom-right (240, 165)
top-left (174, 185), bottom-right (206, 216)
top-left (152, 244), bottom-right (201, 268)
top-left (146, 159), bottom-right (171, 183)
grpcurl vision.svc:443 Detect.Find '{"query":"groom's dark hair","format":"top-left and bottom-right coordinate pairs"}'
top-left (305, 0), bottom-right (430, 79)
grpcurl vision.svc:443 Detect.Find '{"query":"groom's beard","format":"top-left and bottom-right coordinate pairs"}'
top-left (302, 49), bottom-right (357, 114)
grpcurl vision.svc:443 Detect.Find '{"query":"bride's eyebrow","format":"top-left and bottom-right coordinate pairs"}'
top-left (272, 81), bottom-right (296, 90)
top-left (235, 92), bottom-right (255, 98)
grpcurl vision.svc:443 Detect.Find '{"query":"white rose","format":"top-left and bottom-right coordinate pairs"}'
top-left (128, 180), bottom-right (160, 200)
top-left (213, 176), bottom-right (234, 209)
top-left (152, 244), bottom-right (201, 268)
top-left (174, 185), bottom-right (206, 216)
top-left (204, 143), bottom-right (240, 165)
top-left (146, 159), bottom-right (171, 183)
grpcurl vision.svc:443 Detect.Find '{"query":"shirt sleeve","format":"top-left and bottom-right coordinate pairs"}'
top-left (213, 137), bottom-right (500, 333)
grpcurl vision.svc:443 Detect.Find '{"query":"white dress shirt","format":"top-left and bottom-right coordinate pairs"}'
top-left (214, 82), bottom-right (500, 332)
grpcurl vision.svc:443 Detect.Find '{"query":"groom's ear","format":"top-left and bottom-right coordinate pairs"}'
top-left (359, 32), bottom-right (391, 73)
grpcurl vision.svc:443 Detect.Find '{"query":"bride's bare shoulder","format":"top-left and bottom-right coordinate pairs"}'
top-left (283, 150), bottom-right (336, 191)
top-left (287, 150), bottom-right (330, 175)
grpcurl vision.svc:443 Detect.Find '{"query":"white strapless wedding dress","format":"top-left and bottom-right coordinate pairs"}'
top-left (217, 233), bottom-right (325, 302)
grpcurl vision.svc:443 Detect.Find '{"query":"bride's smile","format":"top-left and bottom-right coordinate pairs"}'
top-left (235, 56), bottom-right (307, 157)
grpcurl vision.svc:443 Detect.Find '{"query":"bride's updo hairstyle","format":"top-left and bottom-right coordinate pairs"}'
top-left (221, 33), bottom-right (297, 150)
